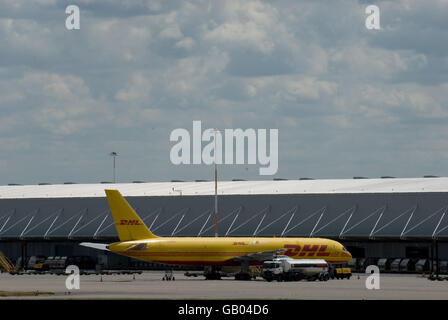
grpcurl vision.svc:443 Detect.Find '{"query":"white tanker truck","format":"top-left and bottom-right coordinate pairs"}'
top-left (262, 256), bottom-right (330, 282)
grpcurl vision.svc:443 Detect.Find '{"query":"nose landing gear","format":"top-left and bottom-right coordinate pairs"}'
top-left (162, 269), bottom-right (175, 281)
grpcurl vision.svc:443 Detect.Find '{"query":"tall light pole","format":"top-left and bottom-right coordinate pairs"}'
top-left (110, 152), bottom-right (118, 183)
top-left (213, 129), bottom-right (219, 237)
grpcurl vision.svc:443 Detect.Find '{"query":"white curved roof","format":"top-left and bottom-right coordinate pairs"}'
top-left (0, 177), bottom-right (447, 199)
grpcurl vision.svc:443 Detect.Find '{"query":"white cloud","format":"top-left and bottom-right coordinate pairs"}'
top-left (205, 20), bottom-right (275, 54)
top-left (330, 44), bottom-right (428, 79)
top-left (159, 24), bottom-right (183, 39)
top-left (3, 72), bottom-right (110, 135)
top-left (203, 0), bottom-right (286, 54)
top-left (175, 37), bottom-right (195, 50)
top-left (115, 72), bottom-right (151, 102)
top-left (283, 78), bottom-right (337, 101)
top-left (0, 137), bottom-right (30, 151)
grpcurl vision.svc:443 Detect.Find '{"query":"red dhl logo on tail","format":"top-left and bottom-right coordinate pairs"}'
top-left (119, 219), bottom-right (143, 226)
top-left (284, 244), bottom-right (330, 257)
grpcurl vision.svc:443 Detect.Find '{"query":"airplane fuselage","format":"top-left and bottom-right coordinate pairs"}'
top-left (108, 237), bottom-right (351, 266)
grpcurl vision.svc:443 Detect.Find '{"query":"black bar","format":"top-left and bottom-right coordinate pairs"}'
top-left (0, 300), bottom-right (446, 318)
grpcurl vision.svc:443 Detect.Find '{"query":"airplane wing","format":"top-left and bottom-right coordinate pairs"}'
top-left (80, 242), bottom-right (147, 252)
top-left (229, 248), bottom-right (287, 262)
top-left (79, 242), bottom-right (110, 251)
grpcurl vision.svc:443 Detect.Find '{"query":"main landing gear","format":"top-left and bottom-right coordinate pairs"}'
top-left (234, 260), bottom-right (252, 281)
top-left (204, 266), bottom-right (222, 280)
top-left (234, 273), bottom-right (252, 280)
top-left (203, 262), bottom-right (256, 281)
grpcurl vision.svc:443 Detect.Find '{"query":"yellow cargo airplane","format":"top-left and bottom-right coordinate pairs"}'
top-left (81, 190), bottom-right (352, 279)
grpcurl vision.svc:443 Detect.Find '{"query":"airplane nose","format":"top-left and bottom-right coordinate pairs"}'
top-left (346, 250), bottom-right (353, 261)
top-left (343, 248), bottom-right (352, 260)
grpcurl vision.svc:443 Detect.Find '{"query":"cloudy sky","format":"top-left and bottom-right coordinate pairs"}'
top-left (0, 0), bottom-right (447, 185)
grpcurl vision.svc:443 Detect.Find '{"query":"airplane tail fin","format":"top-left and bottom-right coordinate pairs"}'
top-left (105, 189), bottom-right (158, 241)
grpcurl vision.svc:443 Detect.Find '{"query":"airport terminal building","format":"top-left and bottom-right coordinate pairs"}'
top-left (0, 178), bottom-right (447, 272)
